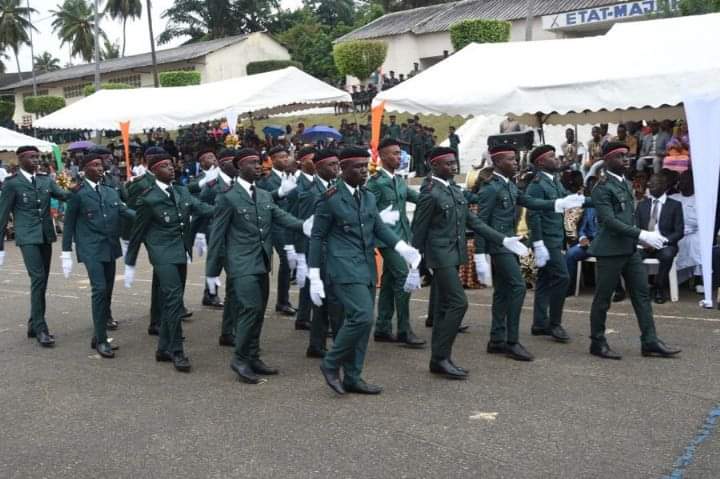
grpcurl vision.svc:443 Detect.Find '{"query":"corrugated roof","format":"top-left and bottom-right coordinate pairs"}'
top-left (339, 0), bottom-right (625, 41)
top-left (5, 34), bottom-right (250, 90)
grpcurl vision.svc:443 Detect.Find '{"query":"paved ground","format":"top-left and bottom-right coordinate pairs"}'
top-left (1, 241), bottom-right (719, 479)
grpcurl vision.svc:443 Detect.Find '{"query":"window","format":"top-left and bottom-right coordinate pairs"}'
top-left (108, 74), bottom-right (141, 88)
top-left (22, 90), bottom-right (48, 99)
top-left (63, 83), bottom-right (91, 98)
top-left (22, 115), bottom-right (32, 127)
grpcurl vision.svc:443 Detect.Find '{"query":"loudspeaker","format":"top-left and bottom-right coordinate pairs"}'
top-left (487, 130), bottom-right (535, 151)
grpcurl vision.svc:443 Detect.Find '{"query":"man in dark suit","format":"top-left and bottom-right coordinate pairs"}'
top-left (635, 173), bottom-right (684, 304)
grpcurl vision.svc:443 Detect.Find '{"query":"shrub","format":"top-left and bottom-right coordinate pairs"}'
top-left (450, 19), bottom-right (511, 51)
top-left (0, 100), bottom-right (14, 123)
top-left (159, 71), bottom-right (201, 87)
top-left (24, 95), bottom-right (66, 116)
top-left (333, 40), bottom-right (388, 81)
top-left (246, 60), bottom-right (303, 75)
top-left (84, 82), bottom-right (133, 96)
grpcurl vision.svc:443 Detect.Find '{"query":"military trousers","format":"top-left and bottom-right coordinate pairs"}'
top-left (272, 237), bottom-right (291, 308)
top-left (154, 263), bottom-right (188, 354)
top-left (323, 282), bottom-right (375, 387)
top-left (220, 278), bottom-right (238, 337)
top-left (308, 275), bottom-right (343, 352)
top-left (296, 278), bottom-right (312, 324)
top-left (83, 260), bottom-right (116, 343)
top-left (230, 273), bottom-right (269, 363)
top-left (20, 243), bottom-right (52, 335)
top-left (532, 247), bottom-right (570, 331)
top-left (430, 266), bottom-right (468, 360)
top-left (149, 263), bottom-right (186, 330)
top-left (375, 247), bottom-right (411, 336)
top-left (590, 253), bottom-right (658, 344)
top-left (490, 254), bottom-right (526, 344)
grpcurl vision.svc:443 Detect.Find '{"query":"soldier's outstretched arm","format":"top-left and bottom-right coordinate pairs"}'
top-left (270, 203), bottom-right (304, 232)
top-left (61, 191), bottom-right (80, 252)
top-left (591, 184), bottom-right (641, 239)
top-left (466, 210), bottom-right (505, 246)
top-left (0, 182), bottom-right (17, 251)
top-left (473, 186), bottom-right (496, 254)
top-left (125, 197), bottom-right (152, 267)
top-left (49, 178), bottom-right (71, 201)
top-left (409, 191), bottom-right (433, 253)
top-left (308, 198), bottom-right (332, 269)
top-left (524, 181), bottom-right (544, 245)
top-left (517, 191), bottom-right (555, 211)
top-left (206, 193), bottom-right (233, 278)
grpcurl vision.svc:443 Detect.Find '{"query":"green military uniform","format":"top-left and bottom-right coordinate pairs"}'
top-left (126, 182), bottom-right (213, 356)
top-left (387, 122), bottom-right (401, 140)
top-left (186, 169), bottom-right (207, 196)
top-left (588, 172), bottom-right (658, 345)
top-left (309, 179), bottom-right (401, 387)
top-left (474, 173), bottom-right (555, 345)
top-left (449, 133), bottom-right (460, 164)
top-left (206, 181), bottom-right (303, 365)
top-left (62, 179), bottom-right (135, 343)
top-left (411, 131), bottom-right (427, 177)
top-left (412, 176), bottom-right (505, 361)
top-left (288, 172), bottom-right (315, 328)
top-left (366, 168), bottom-right (419, 338)
top-left (0, 171), bottom-right (69, 336)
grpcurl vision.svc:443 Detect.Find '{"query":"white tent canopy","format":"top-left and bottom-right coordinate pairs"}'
top-left (0, 126), bottom-right (56, 152)
top-left (35, 67), bottom-right (352, 133)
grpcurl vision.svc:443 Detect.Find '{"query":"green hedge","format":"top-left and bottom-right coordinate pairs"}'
top-left (0, 100), bottom-right (14, 123)
top-left (23, 95), bottom-right (66, 116)
top-left (159, 71), bottom-right (201, 87)
top-left (333, 40), bottom-right (387, 81)
top-left (246, 60), bottom-right (303, 75)
top-left (84, 82), bottom-right (133, 96)
top-left (450, 19), bottom-right (511, 51)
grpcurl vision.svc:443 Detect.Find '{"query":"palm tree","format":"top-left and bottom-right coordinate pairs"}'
top-left (33, 51), bottom-right (61, 73)
top-left (101, 38), bottom-right (119, 59)
top-left (0, 0), bottom-right (37, 81)
top-left (104, 0), bottom-right (141, 57)
top-left (51, 0), bottom-right (107, 63)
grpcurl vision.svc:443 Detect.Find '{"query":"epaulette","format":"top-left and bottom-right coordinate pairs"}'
top-left (221, 183), bottom-right (234, 193)
top-left (324, 185), bottom-right (338, 198)
top-left (140, 186), bottom-right (153, 196)
top-left (71, 182), bottom-right (84, 192)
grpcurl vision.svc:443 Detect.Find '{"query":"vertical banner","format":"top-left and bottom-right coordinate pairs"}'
top-left (370, 100), bottom-right (386, 170)
top-left (52, 144), bottom-right (63, 172)
top-left (119, 121), bottom-right (131, 179)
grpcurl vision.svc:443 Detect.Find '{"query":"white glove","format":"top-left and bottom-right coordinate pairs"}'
top-left (502, 236), bottom-right (530, 257)
top-left (403, 268), bottom-right (421, 292)
top-left (61, 251), bottom-right (73, 278)
top-left (278, 174), bottom-right (297, 198)
top-left (533, 241), bottom-right (550, 268)
top-left (198, 166), bottom-right (219, 188)
top-left (474, 254), bottom-right (491, 285)
top-left (284, 244), bottom-right (297, 269)
top-left (639, 230), bottom-right (667, 250)
top-left (394, 240), bottom-right (421, 269)
top-left (193, 233), bottom-right (207, 257)
top-left (296, 254), bottom-right (308, 286)
top-left (120, 239), bottom-right (129, 257)
top-left (206, 276), bottom-right (221, 296)
top-left (309, 268), bottom-right (325, 306)
top-left (302, 216), bottom-right (314, 238)
top-left (124, 264), bottom-right (135, 288)
top-left (379, 205), bottom-right (400, 226)
top-left (0, 251), bottom-right (5, 268)
top-left (554, 193), bottom-right (585, 213)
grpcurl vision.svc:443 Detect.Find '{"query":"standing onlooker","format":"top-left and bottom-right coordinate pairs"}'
top-left (638, 120), bottom-right (672, 173)
top-left (612, 124), bottom-right (638, 159)
top-left (448, 126), bottom-right (460, 158)
top-left (560, 128), bottom-right (583, 170)
top-left (583, 126), bottom-right (604, 179)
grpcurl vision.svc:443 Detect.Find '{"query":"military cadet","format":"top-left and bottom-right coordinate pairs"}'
top-left (367, 137), bottom-right (425, 348)
top-left (587, 142), bottom-right (681, 360)
top-left (295, 149), bottom-right (341, 358)
top-left (474, 146), bottom-right (585, 362)
top-left (411, 147), bottom-right (528, 379)
top-left (61, 151), bottom-right (135, 357)
top-left (256, 145), bottom-right (299, 316)
top-left (0, 145), bottom-right (70, 347)
top-left (205, 148), bottom-right (310, 384)
top-left (525, 145), bottom-right (581, 342)
top-left (386, 115), bottom-right (401, 140)
top-left (124, 150), bottom-right (214, 372)
top-left (310, 147), bottom-right (421, 396)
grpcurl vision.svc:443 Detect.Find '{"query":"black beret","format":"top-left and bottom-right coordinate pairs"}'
top-left (603, 141), bottom-right (629, 157)
top-left (315, 149), bottom-right (339, 163)
top-left (268, 145), bottom-right (289, 156)
top-left (488, 145), bottom-right (518, 156)
top-left (16, 145), bottom-right (39, 156)
top-left (339, 146), bottom-right (370, 161)
top-left (428, 146), bottom-right (456, 161)
top-left (85, 146), bottom-right (113, 161)
top-left (235, 148), bottom-right (261, 164)
top-left (144, 146), bottom-right (170, 159)
top-left (217, 148), bottom-right (236, 161)
top-left (147, 154), bottom-right (173, 170)
top-left (196, 147), bottom-right (215, 159)
top-left (379, 137), bottom-right (401, 150)
top-left (79, 153), bottom-right (105, 170)
top-left (529, 145), bottom-right (555, 164)
top-left (296, 146), bottom-right (317, 160)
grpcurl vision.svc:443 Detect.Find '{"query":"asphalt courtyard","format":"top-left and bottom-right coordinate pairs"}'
top-left (1, 242), bottom-right (719, 479)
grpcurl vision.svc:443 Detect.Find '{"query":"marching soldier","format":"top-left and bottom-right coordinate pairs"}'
top-left (206, 148), bottom-right (309, 384)
top-left (124, 150), bottom-right (214, 372)
top-left (310, 147), bottom-right (421, 395)
top-left (367, 137), bottom-right (425, 348)
top-left (61, 151), bottom-right (135, 357)
top-left (474, 146), bottom-right (584, 361)
top-left (412, 147), bottom-right (529, 379)
top-left (587, 142), bottom-right (681, 359)
top-left (0, 146), bottom-right (69, 347)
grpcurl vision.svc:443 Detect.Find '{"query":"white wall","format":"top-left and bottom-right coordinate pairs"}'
top-left (203, 32), bottom-right (290, 83)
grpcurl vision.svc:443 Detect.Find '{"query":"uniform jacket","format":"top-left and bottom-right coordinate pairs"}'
top-left (526, 172), bottom-right (580, 249)
top-left (287, 173), bottom-right (314, 252)
top-left (256, 170), bottom-right (290, 244)
top-left (635, 196), bottom-right (684, 247)
top-left (588, 174), bottom-right (642, 257)
top-left (121, 171), bottom-right (155, 238)
top-left (366, 169), bottom-right (418, 247)
top-left (192, 175), bottom-right (232, 237)
top-left (186, 169), bottom-right (207, 195)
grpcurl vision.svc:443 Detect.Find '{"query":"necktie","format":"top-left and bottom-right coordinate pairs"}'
top-left (31, 175), bottom-right (36, 188)
top-left (250, 185), bottom-right (256, 201)
top-left (353, 189), bottom-right (361, 208)
top-left (95, 184), bottom-right (102, 200)
top-left (167, 187), bottom-right (175, 203)
top-left (648, 199), bottom-right (659, 231)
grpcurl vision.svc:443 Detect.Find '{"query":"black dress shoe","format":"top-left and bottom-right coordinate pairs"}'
top-left (172, 352), bottom-right (192, 372)
top-left (612, 290), bottom-right (626, 303)
top-left (425, 317), bottom-right (433, 328)
top-left (590, 341), bottom-right (622, 360)
top-left (181, 309), bottom-right (193, 320)
top-left (218, 335), bottom-right (235, 347)
top-left (531, 327), bottom-right (550, 336)
top-left (306, 347), bottom-right (326, 358)
top-left (397, 331), bottom-right (426, 348)
top-left (155, 350), bottom-right (173, 362)
top-left (319, 363), bottom-right (345, 395)
top-left (295, 320), bottom-right (311, 331)
top-left (250, 359), bottom-right (278, 375)
top-left (486, 341), bottom-right (507, 354)
top-left (231, 359), bottom-right (260, 384)
top-left (106, 318), bottom-right (119, 330)
top-left (458, 324), bottom-right (470, 333)
top-left (37, 331), bottom-right (55, 348)
top-left (505, 343), bottom-right (534, 361)
top-left (429, 358), bottom-right (468, 380)
top-left (344, 379), bottom-right (383, 394)
top-left (202, 294), bottom-right (224, 309)
top-left (96, 342), bottom-right (115, 358)
top-left (275, 304), bottom-right (296, 316)
top-left (91, 337), bottom-right (119, 350)
top-left (653, 290), bottom-right (667, 304)
top-left (549, 325), bottom-right (570, 342)
top-left (641, 339), bottom-right (681, 357)
top-left (148, 325), bottom-right (160, 336)
top-left (449, 358), bottom-right (469, 374)
top-left (373, 332), bottom-right (397, 343)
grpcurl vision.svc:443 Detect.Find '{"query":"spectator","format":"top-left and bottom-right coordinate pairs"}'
top-left (638, 120), bottom-right (672, 173)
top-left (499, 117), bottom-right (521, 133)
top-left (386, 115), bottom-right (401, 140)
top-left (560, 128), bottom-right (583, 170)
top-left (612, 124), bottom-right (638, 159)
top-left (583, 126), bottom-right (604, 180)
top-left (663, 137), bottom-right (690, 173)
top-left (670, 169), bottom-right (701, 286)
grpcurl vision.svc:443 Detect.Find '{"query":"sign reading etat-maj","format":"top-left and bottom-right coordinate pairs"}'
top-left (542, 0), bottom-right (680, 30)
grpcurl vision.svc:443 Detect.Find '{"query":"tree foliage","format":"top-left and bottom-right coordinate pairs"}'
top-left (333, 40), bottom-right (388, 82)
top-left (0, 99), bottom-right (14, 124)
top-left (23, 95), bottom-right (66, 117)
top-left (51, 0), bottom-right (107, 63)
top-left (0, 0), bottom-right (37, 80)
top-left (104, 0), bottom-right (142, 57)
top-left (679, 0), bottom-right (720, 14)
top-left (246, 60), bottom-right (302, 75)
top-left (374, 0), bottom-right (451, 12)
top-left (159, 70), bottom-right (202, 87)
top-left (450, 19), bottom-right (510, 51)
top-left (33, 51), bottom-right (61, 73)
top-left (83, 82), bottom-right (132, 96)
top-left (278, 18), bottom-right (338, 83)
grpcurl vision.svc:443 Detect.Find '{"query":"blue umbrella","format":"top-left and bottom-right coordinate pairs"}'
top-left (302, 125), bottom-right (342, 142)
top-left (262, 125), bottom-right (285, 138)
